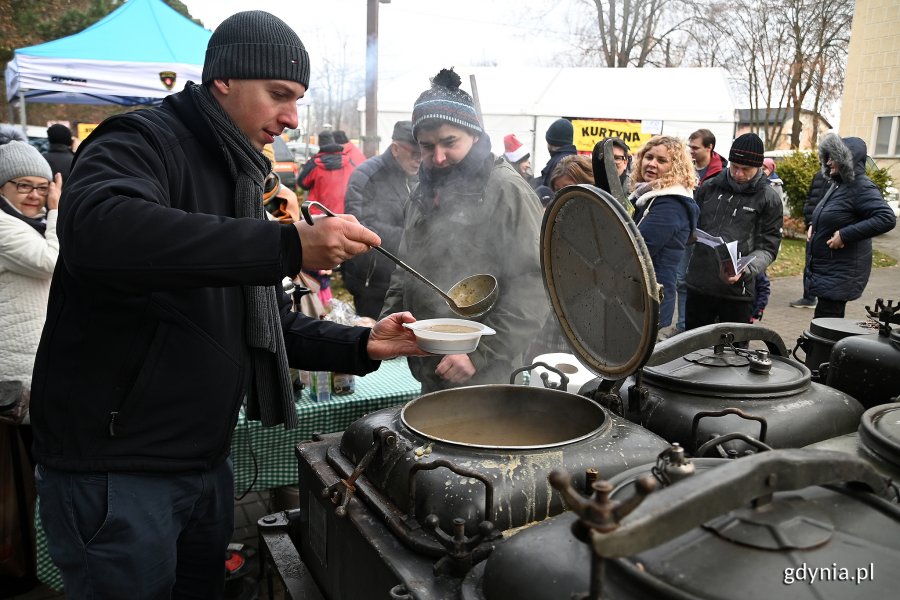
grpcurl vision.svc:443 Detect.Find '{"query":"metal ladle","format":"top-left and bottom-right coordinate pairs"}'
top-left (300, 201), bottom-right (498, 318)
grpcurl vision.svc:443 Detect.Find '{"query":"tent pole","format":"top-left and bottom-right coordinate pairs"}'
top-left (18, 91), bottom-right (27, 135)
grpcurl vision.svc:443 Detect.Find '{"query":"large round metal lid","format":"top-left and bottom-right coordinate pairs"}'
top-left (541, 184), bottom-right (659, 380)
top-left (642, 350), bottom-right (811, 397)
top-left (808, 317), bottom-right (877, 341)
top-left (859, 402), bottom-right (900, 468)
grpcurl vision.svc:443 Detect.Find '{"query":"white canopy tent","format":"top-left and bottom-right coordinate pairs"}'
top-left (364, 66), bottom-right (738, 169)
top-left (5, 0), bottom-right (211, 127)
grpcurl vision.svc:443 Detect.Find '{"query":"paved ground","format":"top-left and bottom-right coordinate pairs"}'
top-left (11, 228), bottom-right (898, 600)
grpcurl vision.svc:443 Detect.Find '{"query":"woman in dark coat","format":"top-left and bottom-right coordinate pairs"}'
top-left (629, 136), bottom-right (699, 331)
top-left (805, 134), bottom-right (896, 318)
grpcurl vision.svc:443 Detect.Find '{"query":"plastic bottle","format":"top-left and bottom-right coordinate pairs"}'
top-left (313, 371), bottom-right (331, 402)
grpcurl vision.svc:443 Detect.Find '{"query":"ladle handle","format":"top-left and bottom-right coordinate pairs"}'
top-left (300, 201), bottom-right (457, 306)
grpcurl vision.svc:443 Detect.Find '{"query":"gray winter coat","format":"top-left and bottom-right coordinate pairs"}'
top-left (382, 139), bottom-right (547, 393)
top-left (804, 134), bottom-right (896, 301)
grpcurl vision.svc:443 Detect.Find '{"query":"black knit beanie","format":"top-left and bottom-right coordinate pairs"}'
top-left (545, 118), bottom-right (574, 146)
top-left (202, 11), bottom-right (311, 89)
top-left (412, 68), bottom-right (482, 138)
top-left (728, 133), bottom-right (764, 167)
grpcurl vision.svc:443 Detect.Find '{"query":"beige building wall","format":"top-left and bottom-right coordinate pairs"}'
top-left (840, 0), bottom-right (900, 182)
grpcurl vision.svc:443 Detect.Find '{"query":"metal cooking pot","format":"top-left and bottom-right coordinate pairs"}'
top-left (806, 401), bottom-right (900, 483)
top-left (825, 299), bottom-right (900, 409)
top-left (609, 323), bottom-right (865, 456)
top-left (792, 317), bottom-right (876, 380)
top-left (333, 383), bottom-right (669, 544)
top-left (463, 447), bottom-right (900, 600)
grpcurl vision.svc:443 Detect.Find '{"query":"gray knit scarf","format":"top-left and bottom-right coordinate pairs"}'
top-left (189, 83), bottom-right (297, 429)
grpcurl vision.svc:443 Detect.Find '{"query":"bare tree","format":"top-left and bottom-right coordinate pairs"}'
top-left (311, 36), bottom-right (365, 136)
top-left (686, 0), bottom-right (850, 149)
top-left (571, 0), bottom-right (694, 67)
top-left (689, 1), bottom-right (792, 149)
top-left (781, 0), bottom-right (851, 148)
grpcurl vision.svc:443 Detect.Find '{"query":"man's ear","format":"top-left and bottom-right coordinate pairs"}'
top-left (211, 79), bottom-right (231, 94)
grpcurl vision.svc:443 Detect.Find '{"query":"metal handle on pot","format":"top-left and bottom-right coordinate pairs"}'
top-left (792, 335), bottom-right (808, 362)
top-left (509, 362), bottom-right (570, 390)
top-left (647, 322), bottom-right (788, 367)
top-left (569, 449), bottom-right (890, 558)
top-left (690, 408), bottom-right (768, 456)
top-left (407, 459), bottom-right (495, 525)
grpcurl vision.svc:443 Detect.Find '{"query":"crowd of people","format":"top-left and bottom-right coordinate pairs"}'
top-left (1, 8), bottom-right (897, 598)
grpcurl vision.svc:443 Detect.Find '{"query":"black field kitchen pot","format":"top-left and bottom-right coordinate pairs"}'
top-left (461, 448), bottom-right (900, 600)
top-left (609, 323), bottom-right (866, 455)
top-left (825, 299), bottom-right (900, 409)
top-left (792, 317), bottom-right (877, 380)
top-left (806, 402), bottom-right (900, 484)
top-left (286, 185), bottom-right (671, 600)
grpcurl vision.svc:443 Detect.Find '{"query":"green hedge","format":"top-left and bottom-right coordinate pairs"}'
top-left (777, 150), bottom-right (893, 220)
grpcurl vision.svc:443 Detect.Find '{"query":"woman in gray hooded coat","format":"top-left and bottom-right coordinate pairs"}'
top-left (804, 134), bottom-right (896, 318)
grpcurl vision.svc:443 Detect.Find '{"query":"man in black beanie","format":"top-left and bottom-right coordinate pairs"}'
top-left (537, 117), bottom-right (577, 191)
top-left (684, 132), bottom-right (783, 329)
top-left (42, 123), bottom-right (74, 180)
top-left (30, 11), bottom-right (424, 598)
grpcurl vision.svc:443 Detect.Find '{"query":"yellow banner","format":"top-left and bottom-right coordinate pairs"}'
top-left (76, 122), bottom-right (99, 140)
top-left (571, 118), bottom-right (660, 153)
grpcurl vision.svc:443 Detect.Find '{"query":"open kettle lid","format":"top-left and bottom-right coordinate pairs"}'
top-left (859, 402), bottom-right (900, 469)
top-left (540, 184), bottom-right (659, 381)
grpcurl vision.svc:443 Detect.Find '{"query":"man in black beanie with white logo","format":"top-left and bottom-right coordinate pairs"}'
top-left (30, 11), bottom-right (424, 598)
top-left (684, 133), bottom-right (783, 329)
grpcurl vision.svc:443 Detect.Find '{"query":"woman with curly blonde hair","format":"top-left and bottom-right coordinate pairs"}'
top-left (628, 136), bottom-right (699, 330)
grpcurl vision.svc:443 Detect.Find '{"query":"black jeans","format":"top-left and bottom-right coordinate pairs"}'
top-left (814, 297), bottom-right (847, 319)
top-left (685, 291), bottom-right (754, 330)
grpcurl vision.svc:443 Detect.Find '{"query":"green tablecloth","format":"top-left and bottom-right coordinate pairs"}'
top-left (35, 358), bottom-right (421, 591)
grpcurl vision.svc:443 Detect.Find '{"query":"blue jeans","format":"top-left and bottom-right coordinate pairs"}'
top-left (36, 459), bottom-right (234, 599)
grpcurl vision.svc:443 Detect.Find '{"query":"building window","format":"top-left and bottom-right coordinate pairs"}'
top-left (873, 115), bottom-right (899, 157)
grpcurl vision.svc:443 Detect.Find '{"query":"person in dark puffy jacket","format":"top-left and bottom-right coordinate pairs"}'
top-left (790, 170), bottom-right (829, 308)
top-left (804, 134), bottom-right (896, 318)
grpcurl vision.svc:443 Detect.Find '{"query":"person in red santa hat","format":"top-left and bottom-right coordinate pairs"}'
top-left (503, 133), bottom-right (533, 181)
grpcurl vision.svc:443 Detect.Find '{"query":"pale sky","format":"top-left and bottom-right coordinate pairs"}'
top-left (180, 0), bottom-right (578, 82)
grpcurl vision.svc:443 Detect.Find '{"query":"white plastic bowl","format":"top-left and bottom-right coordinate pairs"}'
top-left (403, 318), bottom-right (496, 354)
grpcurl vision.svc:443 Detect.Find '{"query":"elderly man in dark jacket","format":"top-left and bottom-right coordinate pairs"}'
top-left (343, 121), bottom-right (421, 317)
top-left (804, 134), bottom-right (896, 318)
top-left (41, 123), bottom-right (74, 180)
top-left (685, 133), bottom-right (783, 329)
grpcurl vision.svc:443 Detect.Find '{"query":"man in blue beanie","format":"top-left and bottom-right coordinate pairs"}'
top-left (31, 10), bottom-right (425, 598)
top-left (537, 117), bottom-right (577, 191)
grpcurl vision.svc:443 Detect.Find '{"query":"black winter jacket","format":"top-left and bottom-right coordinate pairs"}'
top-left (42, 142), bottom-right (74, 181)
top-left (31, 89), bottom-right (378, 473)
top-left (686, 169), bottom-right (783, 301)
top-left (538, 144), bottom-right (577, 188)
top-left (803, 171), bottom-right (828, 226)
top-left (804, 135), bottom-right (896, 301)
top-left (342, 147), bottom-right (416, 297)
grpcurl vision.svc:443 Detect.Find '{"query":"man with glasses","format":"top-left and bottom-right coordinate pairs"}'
top-left (684, 133), bottom-right (782, 329)
top-left (343, 121), bottom-right (422, 318)
top-left (607, 136), bottom-right (632, 193)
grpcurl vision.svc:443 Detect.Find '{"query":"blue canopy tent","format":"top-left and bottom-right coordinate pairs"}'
top-left (5, 0), bottom-right (211, 126)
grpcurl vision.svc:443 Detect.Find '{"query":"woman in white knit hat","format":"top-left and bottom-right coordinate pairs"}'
top-left (0, 126), bottom-right (62, 422)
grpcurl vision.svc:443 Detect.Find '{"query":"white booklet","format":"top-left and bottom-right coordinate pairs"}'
top-left (694, 228), bottom-right (757, 277)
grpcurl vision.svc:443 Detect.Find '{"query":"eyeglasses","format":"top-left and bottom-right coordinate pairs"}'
top-left (9, 180), bottom-right (50, 196)
top-left (613, 155), bottom-right (627, 163)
